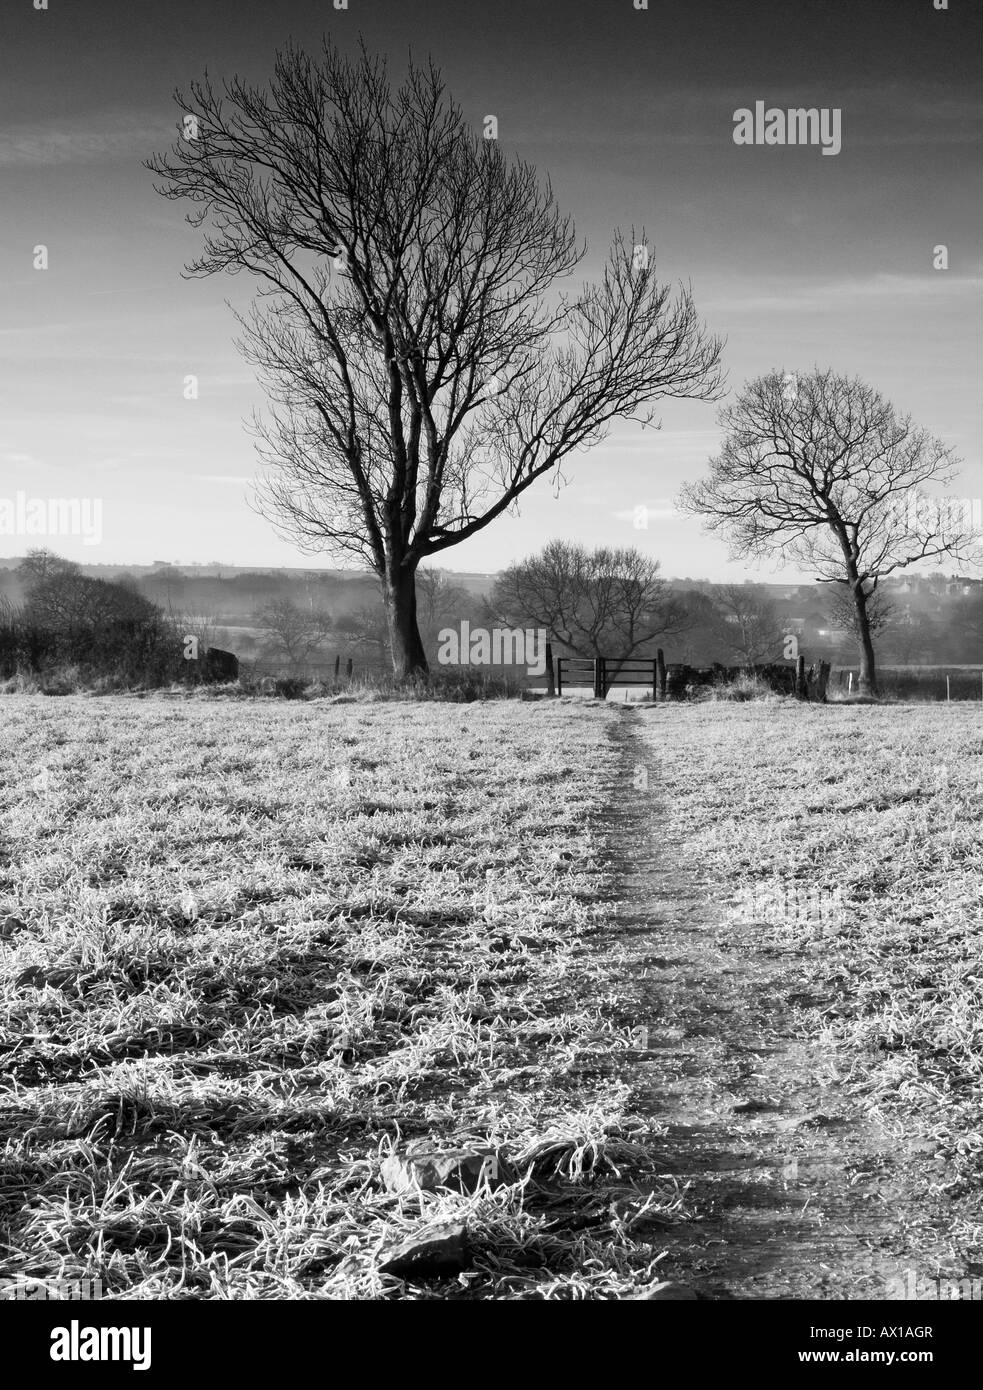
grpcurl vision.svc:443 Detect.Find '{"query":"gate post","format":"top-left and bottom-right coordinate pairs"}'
top-left (545, 640), bottom-right (555, 697)
top-left (795, 654), bottom-right (807, 699)
top-left (556, 658), bottom-right (563, 697)
top-left (593, 657), bottom-right (605, 700)
top-left (656, 648), bottom-right (666, 702)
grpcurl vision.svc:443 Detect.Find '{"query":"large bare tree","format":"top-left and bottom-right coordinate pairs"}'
top-left (679, 369), bottom-right (977, 695)
top-left (147, 39), bottom-right (723, 678)
top-left (492, 540), bottom-right (690, 664)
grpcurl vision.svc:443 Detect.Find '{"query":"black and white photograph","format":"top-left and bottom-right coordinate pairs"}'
top-left (1, 0), bottom-right (981, 1354)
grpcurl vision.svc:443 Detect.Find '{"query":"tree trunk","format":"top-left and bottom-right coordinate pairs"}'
top-left (853, 587), bottom-right (878, 697)
top-left (383, 566), bottom-right (428, 680)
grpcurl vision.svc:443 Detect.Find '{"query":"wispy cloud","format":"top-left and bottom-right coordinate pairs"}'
top-left (706, 273), bottom-right (983, 316)
top-left (593, 429), bottom-right (720, 457)
top-left (0, 111), bottom-right (173, 168)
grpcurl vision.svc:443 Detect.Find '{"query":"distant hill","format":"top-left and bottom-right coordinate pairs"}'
top-left (0, 558), bottom-right (499, 607)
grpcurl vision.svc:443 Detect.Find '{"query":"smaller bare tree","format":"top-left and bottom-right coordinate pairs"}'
top-left (255, 597), bottom-right (332, 672)
top-left (493, 541), bottom-right (689, 664)
top-left (17, 549), bottom-right (80, 590)
top-left (680, 369), bottom-right (978, 695)
top-left (711, 583), bottom-right (786, 665)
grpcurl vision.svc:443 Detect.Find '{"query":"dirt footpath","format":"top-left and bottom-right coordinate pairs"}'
top-left (598, 706), bottom-right (960, 1301)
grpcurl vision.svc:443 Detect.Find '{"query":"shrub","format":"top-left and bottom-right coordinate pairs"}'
top-left (704, 672), bottom-right (779, 702)
top-left (273, 676), bottom-right (307, 699)
top-left (1, 572), bottom-right (188, 690)
top-left (38, 664), bottom-right (84, 696)
top-left (667, 661), bottom-right (796, 701)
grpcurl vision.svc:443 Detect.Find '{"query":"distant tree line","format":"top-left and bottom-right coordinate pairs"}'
top-left (6, 543), bottom-right (983, 694)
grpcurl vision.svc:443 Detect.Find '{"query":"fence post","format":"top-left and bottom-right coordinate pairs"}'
top-left (593, 657), bottom-right (604, 700)
top-left (556, 658), bottom-right (563, 697)
top-left (817, 660), bottom-right (831, 703)
top-left (795, 654), bottom-right (807, 700)
top-left (947, 675), bottom-right (951, 703)
top-left (545, 640), bottom-right (555, 697)
top-left (656, 648), bottom-right (666, 702)
top-left (334, 654), bottom-right (341, 681)
top-left (345, 658), bottom-right (353, 681)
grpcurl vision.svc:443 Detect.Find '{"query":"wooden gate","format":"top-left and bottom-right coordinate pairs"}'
top-left (555, 651), bottom-right (667, 699)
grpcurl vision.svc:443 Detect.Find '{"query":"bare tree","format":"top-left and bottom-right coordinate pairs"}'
top-left (147, 39), bottom-right (723, 678)
top-left (415, 567), bottom-right (468, 630)
top-left (492, 540), bottom-right (689, 662)
top-left (255, 596), bottom-right (332, 671)
top-left (24, 572), bottom-right (153, 634)
top-left (17, 549), bottom-right (80, 590)
top-left (22, 572), bottom-right (172, 675)
top-left (333, 604), bottom-right (391, 662)
top-left (679, 369), bottom-right (977, 696)
top-left (711, 583), bottom-right (786, 665)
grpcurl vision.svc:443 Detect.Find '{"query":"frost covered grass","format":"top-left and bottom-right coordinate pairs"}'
top-left (0, 695), bottom-right (676, 1300)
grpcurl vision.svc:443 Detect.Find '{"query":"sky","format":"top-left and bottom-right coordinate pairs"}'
top-left (1, 0), bottom-right (981, 580)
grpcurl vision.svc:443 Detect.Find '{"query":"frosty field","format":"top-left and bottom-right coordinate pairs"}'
top-left (1, 695), bottom-right (980, 1299)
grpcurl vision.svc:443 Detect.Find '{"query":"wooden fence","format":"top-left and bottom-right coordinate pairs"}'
top-left (551, 648), bottom-right (830, 702)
